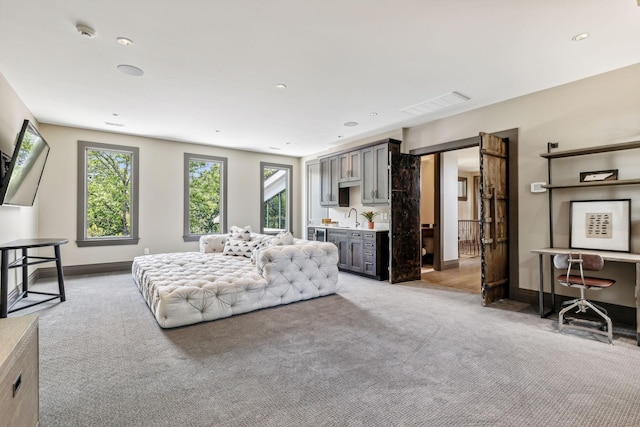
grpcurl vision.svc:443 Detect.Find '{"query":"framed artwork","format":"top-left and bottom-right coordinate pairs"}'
top-left (569, 199), bottom-right (631, 252)
top-left (457, 177), bottom-right (467, 201)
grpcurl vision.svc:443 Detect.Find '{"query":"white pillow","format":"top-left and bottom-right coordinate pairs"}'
top-left (200, 234), bottom-right (229, 253)
top-left (250, 236), bottom-right (275, 264)
top-left (230, 225), bottom-right (252, 241)
top-left (268, 231), bottom-right (294, 246)
top-left (223, 238), bottom-right (260, 258)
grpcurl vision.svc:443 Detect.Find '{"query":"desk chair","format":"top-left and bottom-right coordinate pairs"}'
top-left (553, 252), bottom-right (615, 343)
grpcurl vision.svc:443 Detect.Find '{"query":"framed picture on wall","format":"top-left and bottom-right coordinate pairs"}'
top-left (457, 177), bottom-right (467, 201)
top-left (569, 199), bottom-right (631, 252)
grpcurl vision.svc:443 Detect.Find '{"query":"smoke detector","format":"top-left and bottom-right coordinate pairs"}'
top-left (76, 24), bottom-right (96, 38)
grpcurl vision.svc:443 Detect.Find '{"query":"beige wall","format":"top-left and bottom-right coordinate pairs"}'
top-left (404, 63), bottom-right (640, 307)
top-left (37, 124), bottom-right (302, 267)
top-left (0, 73), bottom-right (39, 290)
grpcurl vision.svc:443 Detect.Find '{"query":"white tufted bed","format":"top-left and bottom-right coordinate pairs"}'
top-left (132, 232), bottom-right (339, 328)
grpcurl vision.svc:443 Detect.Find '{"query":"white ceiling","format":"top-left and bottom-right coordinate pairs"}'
top-left (1, 0), bottom-right (639, 158)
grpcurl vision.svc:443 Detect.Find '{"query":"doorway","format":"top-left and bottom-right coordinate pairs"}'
top-left (420, 147), bottom-right (481, 293)
top-left (410, 129), bottom-right (519, 302)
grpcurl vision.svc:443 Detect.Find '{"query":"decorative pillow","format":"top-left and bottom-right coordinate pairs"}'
top-left (223, 238), bottom-right (260, 258)
top-left (200, 234), bottom-right (229, 253)
top-left (230, 225), bottom-right (252, 241)
top-left (250, 236), bottom-right (275, 264)
top-left (268, 231), bottom-right (294, 246)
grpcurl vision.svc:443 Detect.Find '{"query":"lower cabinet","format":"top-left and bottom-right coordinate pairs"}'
top-left (0, 314), bottom-right (39, 427)
top-left (327, 229), bottom-right (388, 280)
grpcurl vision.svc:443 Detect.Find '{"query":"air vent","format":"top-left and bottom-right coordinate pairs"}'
top-left (402, 92), bottom-right (470, 116)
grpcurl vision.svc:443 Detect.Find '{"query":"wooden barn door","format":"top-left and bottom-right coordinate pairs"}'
top-left (389, 152), bottom-right (421, 283)
top-left (480, 132), bottom-right (509, 305)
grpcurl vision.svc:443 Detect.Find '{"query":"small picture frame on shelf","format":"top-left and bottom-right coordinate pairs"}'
top-left (569, 199), bottom-right (631, 252)
top-left (579, 169), bottom-right (618, 183)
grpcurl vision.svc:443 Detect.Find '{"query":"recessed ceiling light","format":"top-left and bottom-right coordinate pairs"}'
top-left (117, 64), bottom-right (144, 76)
top-left (572, 32), bottom-right (590, 41)
top-left (344, 121), bottom-right (358, 127)
top-left (105, 122), bottom-right (124, 127)
top-left (275, 83), bottom-right (287, 89)
top-left (117, 37), bottom-right (134, 46)
top-left (269, 146), bottom-right (282, 151)
top-left (76, 24), bottom-right (96, 38)
top-left (370, 112), bottom-right (378, 116)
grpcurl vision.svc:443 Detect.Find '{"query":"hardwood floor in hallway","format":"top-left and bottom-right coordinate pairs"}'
top-left (417, 256), bottom-right (481, 293)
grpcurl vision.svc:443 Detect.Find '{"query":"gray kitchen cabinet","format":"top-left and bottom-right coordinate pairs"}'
top-left (361, 141), bottom-right (401, 205)
top-left (338, 151), bottom-right (361, 184)
top-left (320, 156), bottom-right (348, 206)
top-left (327, 228), bottom-right (387, 280)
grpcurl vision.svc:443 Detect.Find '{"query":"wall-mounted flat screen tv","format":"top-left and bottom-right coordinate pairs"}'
top-left (0, 119), bottom-right (50, 206)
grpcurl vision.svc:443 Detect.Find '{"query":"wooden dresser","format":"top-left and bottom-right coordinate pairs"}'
top-left (0, 314), bottom-right (39, 427)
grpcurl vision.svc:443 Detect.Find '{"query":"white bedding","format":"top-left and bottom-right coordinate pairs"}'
top-left (132, 241), bottom-right (339, 328)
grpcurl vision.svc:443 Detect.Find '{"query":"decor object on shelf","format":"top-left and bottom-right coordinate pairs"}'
top-left (569, 199), bottom-right (631, 252)
top-left (360, 211), bottom-right (379, 229)
top-left (579, 169), bottom-right (618, 182)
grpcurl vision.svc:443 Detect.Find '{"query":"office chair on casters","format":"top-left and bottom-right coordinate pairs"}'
top-left (553, 252), bottom-right (615, 344)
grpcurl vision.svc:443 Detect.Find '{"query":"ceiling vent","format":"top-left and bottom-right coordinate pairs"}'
top-left (402, 91), bottom-right (470, 116)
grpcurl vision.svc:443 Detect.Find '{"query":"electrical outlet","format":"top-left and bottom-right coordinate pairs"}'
top-left (144, 248), bottom-right (150, 255)
top-left (382, 212), bottom-right (388, 220)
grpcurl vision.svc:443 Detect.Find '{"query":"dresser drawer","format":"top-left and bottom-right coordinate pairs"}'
top-left (0, 315), bottom-right (39, 427)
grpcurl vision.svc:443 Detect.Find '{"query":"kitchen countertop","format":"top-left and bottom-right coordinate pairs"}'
top-left (310, 224), bottom-right (389, 232)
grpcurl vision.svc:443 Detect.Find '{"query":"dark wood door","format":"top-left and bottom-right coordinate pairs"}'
top-left (480, 132), bottom-right (509, 305)
top-left (389, 152), bottom-right (421, 283)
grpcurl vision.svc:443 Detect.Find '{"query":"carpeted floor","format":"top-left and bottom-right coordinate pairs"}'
top-left (16, 271), bottom-right (640, 426)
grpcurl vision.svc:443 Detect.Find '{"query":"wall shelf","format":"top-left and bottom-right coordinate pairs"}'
top-left (540, 140), bottom-right (640, 159)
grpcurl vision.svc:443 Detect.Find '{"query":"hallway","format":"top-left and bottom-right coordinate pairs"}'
top-left (419, 256), bottom-right (481, 293)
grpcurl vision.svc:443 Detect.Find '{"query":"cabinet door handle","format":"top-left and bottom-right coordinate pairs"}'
top-left (365, 252), bottom-right (373, 256)
top-left (365, 262), bottom-right (373, 266)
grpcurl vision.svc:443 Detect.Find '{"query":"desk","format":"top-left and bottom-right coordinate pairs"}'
top-left (532, 247), bottom-right (640, 345)
top-left (1, 238), bottom-right (68, 318)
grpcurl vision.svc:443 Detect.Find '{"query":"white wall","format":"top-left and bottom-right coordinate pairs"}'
top-left (441, 151), bottom-right (459, 262)
top-left (404, 63), bottom-right (640, 307)
top-left (37, 124), bottom-right (302, 267)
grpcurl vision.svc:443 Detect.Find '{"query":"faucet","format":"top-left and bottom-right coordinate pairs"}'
top-left (348, 208), bottom-right (360, 228)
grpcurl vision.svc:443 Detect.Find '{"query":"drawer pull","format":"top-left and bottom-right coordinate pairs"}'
top-left (13, 372), bottom-right (22, 397)
top-left (365, 252), bottom-right (374, 256)
top-left (365, 262), bottom-right (373, 266)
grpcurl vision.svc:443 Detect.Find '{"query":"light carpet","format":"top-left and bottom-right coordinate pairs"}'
top-left (17, 271), bottom-right (640, 426)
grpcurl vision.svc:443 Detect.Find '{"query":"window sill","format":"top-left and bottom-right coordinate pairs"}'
top-left (76, 237), bottom-right (140, 247)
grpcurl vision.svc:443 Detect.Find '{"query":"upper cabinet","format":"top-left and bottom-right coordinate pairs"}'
top-left (320, 156), bottom-right (349, 207)
top-left (318, 138), bottom-right (400, 207)
top-left (338, 151), bottom-right (361, 185)
top-left (361, 141), bottom-right (401, 205)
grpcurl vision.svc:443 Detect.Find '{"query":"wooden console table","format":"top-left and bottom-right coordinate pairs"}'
top-left (0, 238), bottom-right (68, 318)
top-left (532, 247), bottom-right (640, 345)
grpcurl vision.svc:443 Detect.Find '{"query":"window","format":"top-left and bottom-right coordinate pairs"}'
top-left (77, 141), bottom-right (139, 247)
top-left (260, 162), bottom-right (292, 234)
top-left (184, 153), bottom-right (227, 241)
